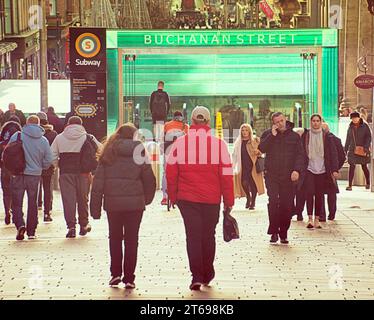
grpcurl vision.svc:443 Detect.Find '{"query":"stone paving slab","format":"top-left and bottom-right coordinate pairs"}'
top-left (1, 182), bottom-right (374, 300)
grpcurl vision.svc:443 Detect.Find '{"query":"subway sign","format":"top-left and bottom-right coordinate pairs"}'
top-left (107, 29), bottom-right (338, 48)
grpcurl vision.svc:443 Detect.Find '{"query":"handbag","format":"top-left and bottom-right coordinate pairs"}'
top-left (223, 208), bottom-right (239, 242)
top-left (352, 130), bottom-right (368, 157)
top-left (255, 156), bottom-right (265, 173)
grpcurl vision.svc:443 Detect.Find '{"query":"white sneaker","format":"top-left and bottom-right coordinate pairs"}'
top-left (28, 235), bottom-right (37, 240)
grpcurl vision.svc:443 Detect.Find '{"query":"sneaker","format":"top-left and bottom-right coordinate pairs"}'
top-left (79, 224), bottom-right (92, 236)
top-left (346, 186), bottom-right (352, 191)
top-left (366, 184), bottom-right (370, 190)
top-left (66, 228), bottom-right (76, 238)
top-left (125, 282), bottom-right (136, 289)
top-left (270, 234), bottom-right (278, 243)
top-left (189, 282), bottom-right (202, 291)
top-left (297, 214), bottom-right (303, 221)
top-left (109, 276), bottom-right (121, 286)
top-left (161, 198), bottom-right (168, 206)
top-left (28, 234), bottom-right (37, 240)
top-left (5, 214), bottom-right (11, 225)
top-left (16, 226), bottom-right (26, 241)
top-left (248, 206), bottom-right (255, 210)
top-left (280, 238), bottom-right (289, 244)
top-left (44, 214), bottom-right (53, 222)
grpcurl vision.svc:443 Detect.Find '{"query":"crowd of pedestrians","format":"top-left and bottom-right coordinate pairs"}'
top-left (0, 97), bottom-right (371, 291)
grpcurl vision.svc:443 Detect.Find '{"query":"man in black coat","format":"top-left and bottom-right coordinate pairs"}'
top-left (149, 81), bottom-right (171, 141)
top-left (0, 116), bottom-right (22, 225)
top-left (259, 112), bottom-right (306, 244)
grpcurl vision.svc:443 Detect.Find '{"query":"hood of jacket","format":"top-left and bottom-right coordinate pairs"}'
top-left (22, 124), bottom-right (45, 139)
top-left (1, 120), bottom-right (22, 133)
top-left (116, 139), bottom-right (142, 158)
top-left (41, 124), bottom-right (54, 132)
top-left (62, 124), bottom-right (87, 141)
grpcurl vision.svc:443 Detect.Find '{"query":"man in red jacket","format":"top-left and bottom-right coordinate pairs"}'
top-left (166, 106), bottom-right (234, 291)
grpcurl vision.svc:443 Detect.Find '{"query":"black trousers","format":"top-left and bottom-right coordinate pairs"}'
top-left (293, 188), bottom-right (306, 216)
top-left (1, 168), bottom-right (12, 217)
top-left (305, 171), bottom-right (326, 217)
top-left (265, 176), bottom-right (295, 239)
top-left (38, 175), bottom-right (53, 215)
top-left (107, 211), bottom-right (143, 283)
top-left (177, 200), bottom-right (220, 284)
top-left (320, 193), bottom-right (337, 220)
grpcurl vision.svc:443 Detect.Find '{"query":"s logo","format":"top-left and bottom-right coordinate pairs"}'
top-left (75, 33), bottom-right (101, 58)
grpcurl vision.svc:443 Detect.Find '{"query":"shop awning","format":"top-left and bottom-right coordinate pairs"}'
top-left (0, 42), bottom-right (18, 55)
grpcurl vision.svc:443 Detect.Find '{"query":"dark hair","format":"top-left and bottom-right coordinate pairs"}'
top-left (173, 110), bottom-right (183, 117)
top-left (47, 106), bottom-right (55, 113)
top-left (40, 119), bottom-right (48, 126)
top-left (68, 116), bottom-right (83, 125)
top-left (310, 114), bottom-right (322, 121)
top-left (8, 115), bottom-right (20, 124)
top-left (158, 81), bottom-right (165, 87)
top-left (271, 112), bottom-right (284, 122)
top-left (99, 123), bottom-right (137, 165)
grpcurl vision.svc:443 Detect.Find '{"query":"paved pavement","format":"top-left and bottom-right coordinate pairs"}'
top-left (1, 181), bottom-right (374, 300)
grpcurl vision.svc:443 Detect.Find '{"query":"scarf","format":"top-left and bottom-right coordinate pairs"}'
top-left (308, 128), bottom-right (324, 160)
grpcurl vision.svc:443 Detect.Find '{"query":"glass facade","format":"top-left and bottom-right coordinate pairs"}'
top-left (106, 29), bottom-right (339, 136)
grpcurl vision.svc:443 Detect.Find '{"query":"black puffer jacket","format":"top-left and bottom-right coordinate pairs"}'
top-left (90, 139), bottom-right (156, 217)
top-left (0, 121), bottom-right (22, 166)
top-left (344, 119), bottom-right (372, 165)
top-left (259, 121), bottom-right (306, 181)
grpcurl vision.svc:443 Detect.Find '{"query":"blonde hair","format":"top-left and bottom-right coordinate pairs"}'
top-left (239, 123), bottom-right (254, 140)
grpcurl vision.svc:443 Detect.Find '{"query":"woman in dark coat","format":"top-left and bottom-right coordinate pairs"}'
top-left (90, 123), bottom-right (156, 289)
top-left (344, 111), bottom-right (372, 190)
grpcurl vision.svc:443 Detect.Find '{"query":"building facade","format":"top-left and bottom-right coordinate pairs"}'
top-left (2, 0), bottom-right (40, 79)
top-left (46, 0), bottom-right (92, 78)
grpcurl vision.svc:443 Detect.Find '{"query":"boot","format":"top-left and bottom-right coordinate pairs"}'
top-left (245, 197), bottom-right (251, 209)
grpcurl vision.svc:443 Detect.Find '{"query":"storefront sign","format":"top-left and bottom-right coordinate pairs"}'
top-left (354, 74), bottom-right (374, 89)
top-left (108, 29), bottom-right (338, 48)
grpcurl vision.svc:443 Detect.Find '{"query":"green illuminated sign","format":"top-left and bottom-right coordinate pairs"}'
top-left (107, 29), bottom-right (338, 49)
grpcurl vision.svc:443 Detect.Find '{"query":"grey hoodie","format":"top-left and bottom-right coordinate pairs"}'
top-left (8, 124), bottom-right (53, 176)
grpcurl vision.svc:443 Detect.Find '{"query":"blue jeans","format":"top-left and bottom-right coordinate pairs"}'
top-left (11, 175), bottom-right (40, 235)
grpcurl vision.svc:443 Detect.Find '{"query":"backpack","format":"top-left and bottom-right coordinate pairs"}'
top-left (335, 136), bottom-right (346, 170)
top-left (151, 91), bottom-right (168, 119)
top-left (80, 134), bottom-right (98, 173)
top-left (2, 132), bottom-right (26, 175)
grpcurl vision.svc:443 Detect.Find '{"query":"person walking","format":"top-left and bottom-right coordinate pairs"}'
top-left (300, 115), bottom-right (339, 229)
top-left (161, 110), bottom-right (189, 205)
top-left (36, 112), bottom-right (58, 222)
top-left (0, 116), bottom-right (22, 225)
top-left (166, 106), bottom-right (234, 290)
top-left (90, 123), bottom-right (156, 288)
top-left (51, 116), bottom-right (102, 238)
top-left (46, 106), bottom-right (63, 133)
top-left (149, 81), bottom-right (171, 141)
top-left (3, 103), bottom-right (26, 127)
top-left (232, 123), bottom-right (265, 210)
top-left (7, 116), bottom-right (53, 240)
top-left (321, 122), bottom-right (345, 221)
top-left (258, 112), bottom-right (305, 244)
top-left (344, 111), bottom-right (371, 191)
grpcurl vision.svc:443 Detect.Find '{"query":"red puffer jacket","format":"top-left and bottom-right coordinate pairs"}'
top-left (166, 124), bottom-right (234, 207)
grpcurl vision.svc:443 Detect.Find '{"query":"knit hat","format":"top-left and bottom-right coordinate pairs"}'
top-left (350, 111), bottom-right (360, 119)
top-left (36, 112), bottom-right (48, 121)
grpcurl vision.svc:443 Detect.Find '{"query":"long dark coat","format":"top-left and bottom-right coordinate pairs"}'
top-left (344, 119), bottom-right (371, 165)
